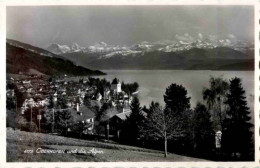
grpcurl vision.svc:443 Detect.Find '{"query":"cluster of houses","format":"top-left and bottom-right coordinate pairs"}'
top-left (7, 74), bottom-right (136, 139)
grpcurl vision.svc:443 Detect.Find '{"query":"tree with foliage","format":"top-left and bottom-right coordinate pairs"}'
top-left (7, 109), bottom-right (27, 130)
top-left (121, 81), bottom-right (128, 94)
top-left (121, 97), bottom-right (144, 144)
top-left (121, 82), bottom-right (139, 96)
top-left (133, 82), bottom-right (139, 92)
top-left (94, 102), bottom-right (111, 136)
top-left (96, 102), bottom-right (111, 121)
top-left (6, 97), bottom-right (16, 110)
top-left (57, 95), bottom-right (68, 109)
top-left (202, 89), bottom-right (216, 110)
top-left (163, 83), bottom-right (191, 136)
top-left (23, 106), bottom-right (39, 124)
top-left (87, 77), bottom-right (96, 87)
top-left (70, 122), bottom-right (85, 138)
top-left (83, 93), bottom-right (91, 107)
top-left (23, 107), bottom-right (47, 132)
top-left (48, 77), bottom-right (53, 83)
top-left (13, 86), bottom-right (26, 109)
top-left (190, 103), bottom-right (215, 155)
top-left (222, 77), bottom-right (253, 160)
top-left (203, 77), bottom-right (229, 131)
top-left (45, 95), bottom-right (55, 132)
top-left (99, 78), bottom-right (111, 96)
top-left (164, 83), bottom-right (191, 114)
top-left (55, 110), bottom-right (72, 135)
top-left (141, 102), bottom-right (186, 158)
top-left (147, 101), bottom-right (160, 115)
top-left (162, 84), bottom-right (192, 153)
top-left (48, 94), bottom-right (55, 109)
top-left (43, 109), bottom-right (55, 133)
top-left (129, 97), bottom-right (143, 120)
top-left (79, 78), bottom-right (84, 84)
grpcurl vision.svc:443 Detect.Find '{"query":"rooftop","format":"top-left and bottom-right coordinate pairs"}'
top-left (112, 78), bottom-right (120, 84)
top-left (114, 111), bottom-right (131, 120)
top-left (69, 105), bottom-right (95, 123)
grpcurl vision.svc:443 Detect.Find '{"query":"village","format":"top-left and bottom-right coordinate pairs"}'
top-left (6, 73), bottom-right (140, 140)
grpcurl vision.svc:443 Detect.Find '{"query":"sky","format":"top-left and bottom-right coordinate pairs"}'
top-left (7, 6), bottom-right (254, 48)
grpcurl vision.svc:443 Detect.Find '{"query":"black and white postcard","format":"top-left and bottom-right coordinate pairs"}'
top-left (1, 0), bottom-right (259, 167)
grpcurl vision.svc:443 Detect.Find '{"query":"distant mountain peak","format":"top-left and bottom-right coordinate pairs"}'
top-left (46, 43), bottom-right (71, 54)
top-left (45, 33), bottom-right (254, 58)
top-left (71, 43), bottom-right (81, 52)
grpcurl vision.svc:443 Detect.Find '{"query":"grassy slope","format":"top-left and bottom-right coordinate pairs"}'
top-left (7, 129), bottom-right (207, 162)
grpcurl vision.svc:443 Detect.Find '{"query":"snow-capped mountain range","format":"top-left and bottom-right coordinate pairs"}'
top-left (6, 35), bottom-right (253, 71)
top-left (46, 34), bottom-right (254, 59)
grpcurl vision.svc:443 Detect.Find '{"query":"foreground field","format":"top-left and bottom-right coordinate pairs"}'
top-left (7, 129), bottom-right (207, 162)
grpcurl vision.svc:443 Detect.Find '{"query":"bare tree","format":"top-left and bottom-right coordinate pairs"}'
top-left (141, 103), bottom-right (186, 157)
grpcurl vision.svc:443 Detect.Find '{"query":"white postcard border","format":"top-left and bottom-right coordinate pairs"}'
top-left (0, 0), bottom-right (259, 167)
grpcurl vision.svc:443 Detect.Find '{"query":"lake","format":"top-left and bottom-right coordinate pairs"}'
top-left (95, 70), bottom-right (255, 114)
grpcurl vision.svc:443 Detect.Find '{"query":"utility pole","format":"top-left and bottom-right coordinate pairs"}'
top-left (28, 98), bottom-right (33, 123)
top-left (107, 119), bottom-right (110, 141)
top-left (52, 108), bottom-right (55, 133)
top-left (38, 116), bottom-right (41, 132)
top-left (37, 111), bottom-right (42, 132)
top-left (30, 105), bottom-right (32, 123)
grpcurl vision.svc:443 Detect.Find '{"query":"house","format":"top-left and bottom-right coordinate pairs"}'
top-left (69, 105), bottom-right (95, 134)
top-left (107, 111), bottom-right (131, 139)
top-left (111, 78), bottom-right (121, 93)
top-left (98, 107), bottom-right (130, 139)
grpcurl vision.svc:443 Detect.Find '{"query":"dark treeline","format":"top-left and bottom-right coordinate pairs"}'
top-left (121, 81), bottom-right (139, 95)
top-left (117, 77), bottom-right (254, 161)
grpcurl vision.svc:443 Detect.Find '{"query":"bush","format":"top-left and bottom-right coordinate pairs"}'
top-left (7, 109), bottom-right (38, 132)
top-left (7, 110), bottom-right (20, 128)
top-left (25, 122), bottom-right (38, 132)
top-left (15, 115), bottom-right (28, 130)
